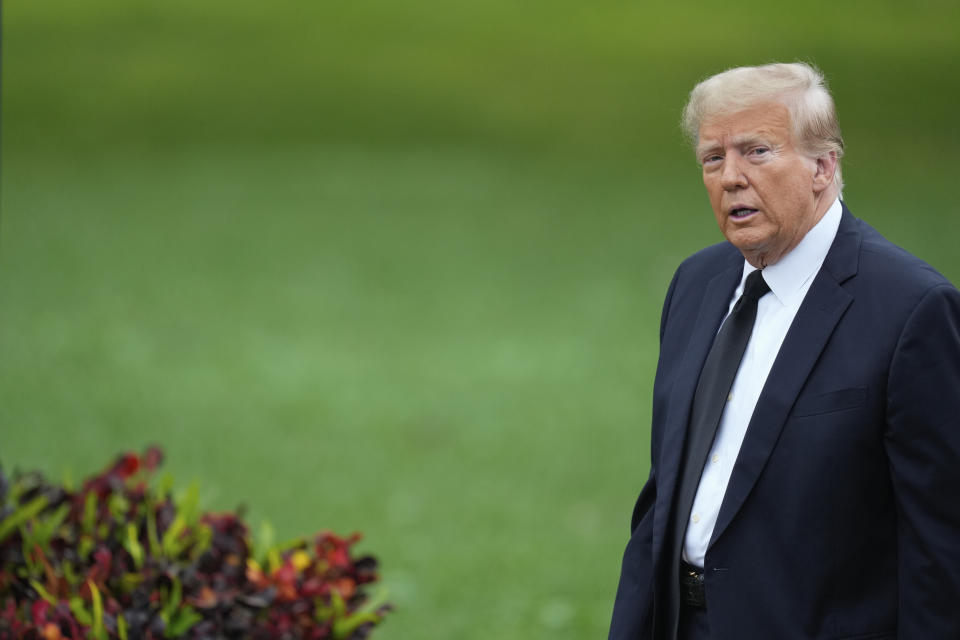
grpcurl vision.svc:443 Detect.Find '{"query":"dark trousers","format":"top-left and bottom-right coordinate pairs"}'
top-left (677, 603), bottom-right (710, 640)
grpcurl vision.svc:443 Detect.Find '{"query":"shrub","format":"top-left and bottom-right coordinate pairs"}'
top-left (0, 448), bottom-right (389, 639)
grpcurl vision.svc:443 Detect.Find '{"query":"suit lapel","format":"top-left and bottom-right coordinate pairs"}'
top-left (652, 253), bottom-right (742, 557)
top-left (709, 205), bottom-right (861, 548)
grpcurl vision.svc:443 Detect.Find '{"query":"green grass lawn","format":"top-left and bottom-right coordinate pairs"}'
top-left (0, 147), bottom-right (688, 638)
top-left (2, 0), bottom-right (959, 638)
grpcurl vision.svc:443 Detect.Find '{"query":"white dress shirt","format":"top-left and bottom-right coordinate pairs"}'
top-left (682, 198), bottom-right (843, 567)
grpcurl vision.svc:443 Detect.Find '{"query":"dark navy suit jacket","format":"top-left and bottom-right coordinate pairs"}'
top-left (609, 204), bottom-right (960, 640)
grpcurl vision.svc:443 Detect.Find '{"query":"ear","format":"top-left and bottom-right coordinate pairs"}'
top-left (812, 151), bottom-right (838, 193)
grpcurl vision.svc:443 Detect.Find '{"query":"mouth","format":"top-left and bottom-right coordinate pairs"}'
top-left (729, 206), bottom-right (759, 220)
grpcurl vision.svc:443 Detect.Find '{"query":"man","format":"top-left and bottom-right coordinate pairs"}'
top-left (608, 62), bottom-right (960, 640)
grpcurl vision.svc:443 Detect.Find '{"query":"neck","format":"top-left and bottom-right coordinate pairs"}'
top-left (813, 185), bottom-right (840, 220)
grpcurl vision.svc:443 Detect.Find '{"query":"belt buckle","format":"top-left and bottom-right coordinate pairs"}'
top-left (680, 564), bottom-right (706, 609)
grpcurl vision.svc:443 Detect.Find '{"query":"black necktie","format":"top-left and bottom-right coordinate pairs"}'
top-left (670, 269), bottom-right (770, 567)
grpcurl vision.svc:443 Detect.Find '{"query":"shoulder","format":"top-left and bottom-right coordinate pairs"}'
top-left (830, 209), bottom-right (960, 355)
top-left (660, 241), bottom-right (740, 311)
top-left (850, 216), bottom-right (956, 301)
top-left (656, 241), bottom-right (740, 339)
top-left (672, 241), bottom-right (741, 287)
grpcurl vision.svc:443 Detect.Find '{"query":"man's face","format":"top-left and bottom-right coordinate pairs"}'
top-left (697, 102), bottom-right (828, 268)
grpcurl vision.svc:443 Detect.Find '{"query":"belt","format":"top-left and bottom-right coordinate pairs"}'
top-left (679, 560), bottom-right (706, 609)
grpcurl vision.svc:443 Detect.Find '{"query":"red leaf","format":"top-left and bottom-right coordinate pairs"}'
top-left (30, 600), bottom-right (50, 626)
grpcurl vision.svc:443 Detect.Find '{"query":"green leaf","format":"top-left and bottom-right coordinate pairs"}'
top-left (78, 534), bottom-right (95, 561)
top-left (124, 523), bottom-right (144, 570)
top-left (62, 467), bottom-right (75, 492)
top-left (316, 589), bottom-right (349, 625)
top-left (69, 596), bottom-right (93, 626)
top-left (315, 598), bottom-right (333, 622)
top-left (158, 576), bottom-right (201, 638)
top-left (33, 503), bottom-right (70, 548)
top-left (327, 586), bottom-right (389, 635)
top-left (30, 579), bottom-right (58, 605)
top-left (330, 589), bottom-right (347, 618)
top-left (176, 481), bottom-right (200, 526)
top-left (156, 472), bottom-right (175, 498)
top-left (161, 575), bottom-right (183, 622)
top-left (7, 479), bottom-right (26, 504)
top-left (21, 534), bottom-right (48, 577)
top-left (108, 493), bottom-right (130, 520)
top-left (89, 580), bottom-right (107, 640)
top-left (63, 560), bottom-right (81, 587)
top-left (0, 494), bottom-right (49, 543)
top-left (164, 606), bottom-right (203, 638)
top-left (254, 520), bottom-right (276, 564)
top-left (191, 523), bottom-right (212, 560)
top-left (120, 572), bottom-right (144, 593)
top-left (117, 614), bottom-right (129, 640)
top-left (161, 515), bottom-right (187, 558)
top-left (356, 586), bottom-right (390, 615)
top-left (333, 612), bottom-right (383, 639)
top-left (21, 533), bottom-right (40, 575)
top-left (267, 548), bottom-right (282, 574)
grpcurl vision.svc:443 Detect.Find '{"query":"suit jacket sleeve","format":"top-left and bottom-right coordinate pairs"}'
top-left (608, 268), bottom-right (681, 640)
top-left (885, 282), bottom-right (960, 636)
top-left (608, 468), bottom-right (656, 640)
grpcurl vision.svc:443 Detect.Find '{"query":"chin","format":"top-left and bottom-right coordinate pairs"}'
top-left (728, 239), bottom-right (768, 264)
top-left (725, 235), bottom-right (761, 253)
top-left (726, 228), bottom-right (769, 249)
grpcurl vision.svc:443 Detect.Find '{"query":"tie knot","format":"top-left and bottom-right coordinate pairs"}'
top-left (742, 269), bottom-right (770, 304)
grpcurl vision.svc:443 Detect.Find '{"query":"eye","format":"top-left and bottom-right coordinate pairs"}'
top-left (701, 153), bottom-right (723, 166)
top-left (749, 146), bottom-right (770, 157)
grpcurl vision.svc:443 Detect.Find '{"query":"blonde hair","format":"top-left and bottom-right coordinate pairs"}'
top-left (682, 62), bottom-right (844, 189)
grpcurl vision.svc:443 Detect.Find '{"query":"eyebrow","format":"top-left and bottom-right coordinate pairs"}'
top-left (696, 133), bottom-right (776, 157)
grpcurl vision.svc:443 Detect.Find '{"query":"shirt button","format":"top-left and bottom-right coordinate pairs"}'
top-left (712, 454), bottom-right (720, 463)
top-left (692, 514), bottom-right (701, 524)
top-left (727, 393), bottom-right (733, 402)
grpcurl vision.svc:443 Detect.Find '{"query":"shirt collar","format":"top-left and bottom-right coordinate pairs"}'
top-left (740, 197), bottom-right (843, 308)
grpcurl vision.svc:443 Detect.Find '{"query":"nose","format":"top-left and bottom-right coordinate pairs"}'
top-left (720, 154), bottom-right (748, 190)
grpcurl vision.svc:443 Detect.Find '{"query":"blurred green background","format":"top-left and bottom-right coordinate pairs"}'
top-left (2, 0), bottom-right (959, 637)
